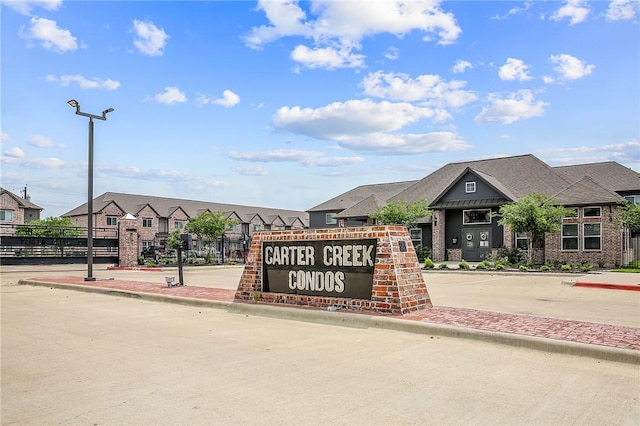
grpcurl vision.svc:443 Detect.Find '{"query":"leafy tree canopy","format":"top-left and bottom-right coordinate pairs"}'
top-left (15, 216), bottom-right (81, 237)
top-left (614, 202), bottom-right (640, 233)
top-left (184, 211), bottom-right (239, 247)
top-left (369, 199), bottom-right (432, 228)
top-left (166, 229), bottom-right (182, 250)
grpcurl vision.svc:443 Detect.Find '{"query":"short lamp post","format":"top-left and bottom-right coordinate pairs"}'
top-left (67, 99), bottom-right (114, 281)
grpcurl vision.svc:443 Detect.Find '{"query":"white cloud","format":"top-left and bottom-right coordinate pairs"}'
top-left (550, 0), bottom-right (590, 25)
top-left (234, 165), bottom-right (269, 176)
top-left (95, 164), bottom-right (229, 187)
top-left (20, 17), bottom-right (77, 52)
top-left (27, 134), bottom-right (55, 148)
top-left (475, 90), bottom-right (548, 125)
top-left (452, 59), bottom-right (472, 74)
top-left (3, 147), bottom-right (25, 158)
top-left (491, 1), bottom-right (533, 20)
top-left (273, 99), bottom-right (438, 140)
top-left (1, 155), bottom-right (65, 168)
top-left (361, 71), bottom-right (477, 109)
top-left (540, 140), bottom-right (640, 166)
top-left (244, 0), bottom-right (461, 69)
top-left (498, 58), bottom-right (532, 81)
top-left (0, 132), bottom-right (10, 142)
top-left (151, 87), bottom-right (187, 104)
top-left (45, 74), bottom-right (120, 90)
top-left (132, 20), bottom-right (169, 56)
top-left (198, 90), bottom-right (241, 108)
top-left (333, 131), bottom-right (470, 155)
top-left (3, 0), bottom-right (62, 16)
top-left (228, 149), bottom-right (363, 167)
top-left (383, 46), bottom-right (400, 60)
top-left (290, 45), bottom-right (365, 69)
top-left (549, 54), bottom-right (594, 80)
top-left (606, 0), bottom-right (638, 21)
top-left (542, 76), bottom-right (555, 84)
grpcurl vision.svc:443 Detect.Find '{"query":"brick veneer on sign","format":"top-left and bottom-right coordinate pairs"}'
top-left (235, 226), bottom-right (432, 315)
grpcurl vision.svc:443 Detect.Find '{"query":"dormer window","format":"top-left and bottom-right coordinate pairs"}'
top-left (465, 181), bottom-right (476, 193)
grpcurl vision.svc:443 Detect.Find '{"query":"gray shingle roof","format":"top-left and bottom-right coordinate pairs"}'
top-left (307, 180), bottom-right (417, 212)
top-left (63, 192), bottom-right (308, 227)
top-left (554, 161), bottom-right (640, 193)
top-left (0, 187), bottom-right (43, 210)
top-left (390, 154), bottom-right (572, 205)
top-left (552, 176), bottom-right (623, 205)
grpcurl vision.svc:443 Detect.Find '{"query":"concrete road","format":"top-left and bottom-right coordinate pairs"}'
top-left (3, 264), bottom-right (637, 327)
top-left (2, 272), bottom-right (640, 425)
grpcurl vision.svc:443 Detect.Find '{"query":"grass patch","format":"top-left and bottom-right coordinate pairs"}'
top-left (611, 268), bottom-right (640, 273)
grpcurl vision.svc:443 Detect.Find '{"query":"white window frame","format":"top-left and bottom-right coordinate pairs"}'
top-left (174, 220), bottom-right (184, 229)
top-left (409, 228), bottom-right (422, 245)
top-left (107, 216), bottom-right (118, 226)
top-left (0, 210), bottom-right (14, 221)
top-left (326, 212), bottom-right (338, 225)
top-left (141, 240), bottom-right (153, 249)
top-left (583, 222), bottom-right (602, 251)
top-left (142, 218), bottom-right (153, 228)
top-left (463, 209), bottom-right (491, 225)
top-left (465, 181), bottom-right (476, 193)
top-left (515, 233), bottom-right (529, 251)
top-left (583, 206), bottom-right (601, 218)
top-left (252, 224), bottom-right (261, 232)
top-left (561, 223), bottom-right (579, 251)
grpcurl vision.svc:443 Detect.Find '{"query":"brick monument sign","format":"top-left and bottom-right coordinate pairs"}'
top-left (235, 226), bottom-right (432, 315)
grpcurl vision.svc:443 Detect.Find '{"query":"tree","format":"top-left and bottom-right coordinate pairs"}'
top-left (166, 229), bottom-right (182, 249)
top-left (184, 211), bottom-right (239, 256)
top-left (15, 216), bottom-right (81, 237)
top-left (369, 199), bottom-right (432, 228)
top-left (496, 193), bottom-right (576, 264)
top-left (613, 202), bottom-right (640, 234)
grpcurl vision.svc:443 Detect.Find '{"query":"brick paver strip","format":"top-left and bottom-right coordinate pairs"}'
top-left (30, 276), bottom-right (640, 352)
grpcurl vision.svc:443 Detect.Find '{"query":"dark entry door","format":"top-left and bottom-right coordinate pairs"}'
top-left (462, 228), bottom-right (491, 261)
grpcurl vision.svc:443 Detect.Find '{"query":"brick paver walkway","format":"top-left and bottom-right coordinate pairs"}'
top-left (27, 276), bottom-right (640, 352)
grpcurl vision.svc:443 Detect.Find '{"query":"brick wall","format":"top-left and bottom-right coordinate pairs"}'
top-left (235, 226), bottom-right (432, 315)
top-left (118, 219), bottom-right (139, 267)
top-left (432, 210), bottom-right (445, 262)
top-left (0, 193), bottom-right (24, 233)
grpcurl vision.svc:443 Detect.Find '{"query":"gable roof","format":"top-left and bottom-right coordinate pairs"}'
top-left (0, 187), bottom-right (43, 210)
top-left (552, 176), bottom-right (624, 205)
top-left (63, 192), bottom-right (308, 226)
top-left (307, 180), bottom-right (417, 212)
top-left (390, 154), bottom-right (571, 206)
top-left (553, 161), bottom-right (640, 193)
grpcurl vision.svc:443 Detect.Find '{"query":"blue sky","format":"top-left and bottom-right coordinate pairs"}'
top-left (1, 0), bottom-right (639, 218)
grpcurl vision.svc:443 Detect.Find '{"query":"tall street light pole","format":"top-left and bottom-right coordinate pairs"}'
top-left (67, 99), bottom-right (114, 281)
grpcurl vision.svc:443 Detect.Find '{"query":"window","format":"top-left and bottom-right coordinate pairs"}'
top-left (515, 233), bottom-right (529, 251)
top-left (107, 216), bottom-right (118, 226)
top-left (583, 207), bottom-right (601, 218)
top-left (624, 195), bottom-right (639, 204)
top-left (465, 181), bottom-right (476, 193)
top-left (0, 210), bottom-right (14, 221)
top-left (174, 221), bottom-right (184, 229)
top-left (562, 224), bottom-right (579, 251)
top-left (463, 209), bottom-right (491, 225)
top-left (584, 223), bottom-right (601, 250)
top-left (143, 218), bottom-right (153, 228)
top-left (409, 228), bottom-right (422, 245)
top-left (253, 224), bottom-right (261, 232)
top-left (326, 213), bottom-right (337, 225)
top-left (142, 240), bottom-right (153, 249)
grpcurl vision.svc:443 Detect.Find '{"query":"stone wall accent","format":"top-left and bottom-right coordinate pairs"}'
top-left (431, 211), bottom-right (446, 262)
top-left (118, 219), bottom-right (139, 267)
top-left (235, 226), bottom-right (432, 315)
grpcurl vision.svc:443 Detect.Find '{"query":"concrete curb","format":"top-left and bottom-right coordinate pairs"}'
top-left (18, 278), bottom-right (640, 365)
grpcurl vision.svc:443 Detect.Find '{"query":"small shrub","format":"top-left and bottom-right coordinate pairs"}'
top-left (495, 261), bottom-right (505, 270)
top-left (497, 247), bottom-right (524, 265)
top-left (414, 245), bottom-right (431, 262)
top-left (205, 253), bottom-right (215, 264)
top-left (476, 260), bottom-right (488, 270)
top-left (580, 262), bottom-right (592, 272)
top-left (540, 264), bottom-right (551, 271)
top-left (251, 290), bottom-right (261, 303)
top-left (438, 263), bottom-right (448, 269)
top-left (144, 261), bottom-right (157, 267)
top-left (561, 263), bottom-right (572, 271)
top-left (424, 257), bottom-right (435, 269)
top-left (627, 260), bottom-right (640, 269)
top-left (519, 264), bottom-right (528, 271)
top-left (459, 259), bottom-right (470, 270)
top-left (137, 256), bottom-right (144, 265)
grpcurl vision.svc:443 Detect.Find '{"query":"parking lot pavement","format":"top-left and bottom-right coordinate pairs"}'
top-left (2, 283), bottom-right (639, 426)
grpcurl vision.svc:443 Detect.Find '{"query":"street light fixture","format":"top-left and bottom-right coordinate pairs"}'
top-left (67, 99), bottom-right (114, 281)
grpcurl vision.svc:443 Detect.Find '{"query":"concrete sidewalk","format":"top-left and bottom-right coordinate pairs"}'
top-left (17, 270), bottom-right (640, 365)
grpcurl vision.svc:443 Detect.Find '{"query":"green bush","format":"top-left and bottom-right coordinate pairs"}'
top-left (205, 253), bottom-right (215, 264)
top-left (540, 264), bottom-right (551, 271)
top-left (438, 263), bottom-right (448, 269)
top-left (414, 245), bottom-right (431, 262)
top-left (627, 260), bottom-right (640, 269)
top-left (137, 256), bottom-right (144, 265)
top-left (495, 261), bottom-right (505, 270)
top-left (476, 260), bottom-right (488, 270)
top-left (519, 264), bottom-right (528, 271)
top-left (459, 259), bottom-right (470, 270)
top-left (561, 263), bottom-right (572, 271)
top-left (497, 247), bottom-right (524, 265)
top-left (579, 262), bottom-right (592, 272)
top-left (424, 257), bottom-right (435, 269)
